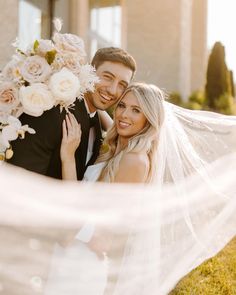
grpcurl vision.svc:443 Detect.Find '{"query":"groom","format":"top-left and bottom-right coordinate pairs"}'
top-left (4, 47), bottom-right (136, 294)
top-left (8, 47), bottom-right (136, 179)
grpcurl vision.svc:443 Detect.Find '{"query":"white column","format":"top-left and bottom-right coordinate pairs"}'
top-left (179, 0), bottom-right (193, 100)
top-left (69, 0), bottom-right (89, 46)
top-left (191, 0), bottom-right (208, 92)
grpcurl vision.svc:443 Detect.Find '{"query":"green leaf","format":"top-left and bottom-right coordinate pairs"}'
top-left (16, 48), bottom-right (26, 56)
top-left (45, 50), bottom-right (57, 65)
top-left (33, 40), bottom-right (39, 51)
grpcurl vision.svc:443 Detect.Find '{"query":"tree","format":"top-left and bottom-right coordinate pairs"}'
top-left (205, 42), bottom-right (231, 109)
top-left (229, 70), bottom-right (235, 97)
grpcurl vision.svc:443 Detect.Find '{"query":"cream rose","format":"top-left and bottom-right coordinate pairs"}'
top-left (53, 33), bottom-right (86, 60)
top-left (20, 55), bottom-right (52, 84)
top-left (0, 82), bottom-right (20, 114)
top-left (49, 67), bottom-right (80, 106)
top-left (19, 83), bottom-right (55, 116)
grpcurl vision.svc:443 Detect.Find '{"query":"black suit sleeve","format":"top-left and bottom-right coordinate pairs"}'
top-left (8, 106), bottom-right (65, 176)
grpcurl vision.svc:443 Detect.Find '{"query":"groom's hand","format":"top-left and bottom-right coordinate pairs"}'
top-left (87, 228), bottom-right (113, 259)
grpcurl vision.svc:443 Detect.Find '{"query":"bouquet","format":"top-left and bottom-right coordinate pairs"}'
top-left (0, 19), bottom-right (99, 160)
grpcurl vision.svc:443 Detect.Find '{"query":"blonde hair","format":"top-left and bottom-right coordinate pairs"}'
top-left (97, 82), bottom-right (165, 183)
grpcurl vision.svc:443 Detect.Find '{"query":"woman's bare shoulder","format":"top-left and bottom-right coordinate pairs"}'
top-left (114, 152), bottom-right (149, 183)
top-left (122, 152), bottom-right (149, 165)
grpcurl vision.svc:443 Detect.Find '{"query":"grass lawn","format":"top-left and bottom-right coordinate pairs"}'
top-left (169, 236), bottom-right (236, 295)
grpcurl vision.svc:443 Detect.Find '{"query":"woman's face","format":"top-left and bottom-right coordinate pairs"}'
top-left (115, 91), bottom-right (148, 139)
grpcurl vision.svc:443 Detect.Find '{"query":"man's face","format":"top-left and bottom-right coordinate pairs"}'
top-left (86, 61), bottom-right (133, 112)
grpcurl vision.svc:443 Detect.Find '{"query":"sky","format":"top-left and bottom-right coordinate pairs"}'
top-left (207, 0), bottom-right (236, 76)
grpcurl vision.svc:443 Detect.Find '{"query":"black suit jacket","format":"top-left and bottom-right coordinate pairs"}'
top-left (8, 99), bottom-right (102, 180)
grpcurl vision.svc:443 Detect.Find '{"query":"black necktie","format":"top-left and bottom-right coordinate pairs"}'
top-left (89, 115), bottom-right (97, 128)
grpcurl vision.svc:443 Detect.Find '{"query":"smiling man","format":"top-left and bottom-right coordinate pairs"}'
top-left (77, 47), bottom-right (136, 179)
top-left (87, 48), bottom-right (136, 112)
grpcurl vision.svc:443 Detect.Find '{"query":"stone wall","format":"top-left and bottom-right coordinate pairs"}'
top-left (124, 0), bottom-right (207, 99)
top-left (0, 0), bottom-right (18, 70)
top-left (0, 0), bottom-right (207, 99)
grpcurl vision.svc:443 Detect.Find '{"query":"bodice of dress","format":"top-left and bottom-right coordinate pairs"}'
top-left (83, 162), bottom-right (106, 182)
top-left (45, 162), bottom-right (109, 295)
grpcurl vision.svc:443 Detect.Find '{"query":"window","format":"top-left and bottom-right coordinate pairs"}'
top-left (18, 0), bottom-right (42, 50)
top-left (89, 0), bottom-right (121, 57)
top-left (18, 0), bottom-right (54, 50)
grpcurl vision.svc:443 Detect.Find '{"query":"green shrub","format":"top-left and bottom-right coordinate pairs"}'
top-left (215, 93), bottom-right (236, 115)
top-left (189, 90), bottom-right (206, 105)
top-left (168, 92), bottom-right (183, 106)
top-left (185, 101), bottom-right (203, 110)
top-left (106, 106), bottom-right (115, 118)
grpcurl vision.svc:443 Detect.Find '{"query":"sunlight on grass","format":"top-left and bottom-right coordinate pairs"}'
top-left (169, 237), bottom-right (236, 294)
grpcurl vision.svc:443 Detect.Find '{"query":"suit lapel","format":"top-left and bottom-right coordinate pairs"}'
top-left (73, 99), bottom-right (90, 179)
top-left (73, 99), bottom-right (103, 176)
top-left (87, 113), bottom-right (102, 167)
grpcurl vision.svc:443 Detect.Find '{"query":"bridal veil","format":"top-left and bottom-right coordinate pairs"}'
top-left (0, 100), bottom-right (236, 294)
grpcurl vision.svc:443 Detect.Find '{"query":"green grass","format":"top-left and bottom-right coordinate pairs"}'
top-left (169, 237), bottom-right (236, 295)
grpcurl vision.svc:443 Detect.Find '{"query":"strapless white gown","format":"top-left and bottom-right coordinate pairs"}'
top-left (44, 163), bottom-right (108, 295)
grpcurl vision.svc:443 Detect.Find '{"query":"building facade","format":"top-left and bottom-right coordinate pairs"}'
top-left (0, 0), bottom-right (208, 100)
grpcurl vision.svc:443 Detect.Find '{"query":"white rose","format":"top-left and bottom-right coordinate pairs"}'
top-left (19, 83), bottom-right (55, 117)
top-left (0, 81), bottom-right (20, 114)
top-left (20, 55), bottom-right (52, 84)
top-left (49, 67), bottom-right (80, 106)
top-left (2, 59), bottom-right (22, 83)
top-left (53, 33), bottom-right (86, 60)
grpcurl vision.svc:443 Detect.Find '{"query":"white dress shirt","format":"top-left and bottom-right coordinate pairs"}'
top-left (77, 100), bottom-right (97, 243)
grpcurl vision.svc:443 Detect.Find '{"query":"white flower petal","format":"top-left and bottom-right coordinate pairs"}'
top-left (53, 18), bottom-right (63, 32)
top-left (21, 125), bottom-right (36, 134)
top-left (2, 125), bottom-right (18, 142)
top-left (7, 116), bottom-right (21, 128)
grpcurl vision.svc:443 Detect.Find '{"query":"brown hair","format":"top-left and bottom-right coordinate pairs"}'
top-left (91, 47), bottom-right (137, 78)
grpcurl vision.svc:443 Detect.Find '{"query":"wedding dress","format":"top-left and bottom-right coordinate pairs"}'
top-left (44, 162), bottom-right (107, 295)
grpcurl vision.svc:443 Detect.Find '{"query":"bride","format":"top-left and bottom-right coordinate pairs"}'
top-left (44, 82), bottom-right (236, 294)
top-left (45, 82), bottom-right (165, 294)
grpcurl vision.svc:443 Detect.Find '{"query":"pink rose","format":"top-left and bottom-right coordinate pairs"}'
top-left (0, 82), bottom-right (20, 114)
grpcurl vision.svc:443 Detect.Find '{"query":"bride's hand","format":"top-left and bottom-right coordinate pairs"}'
top-left (60, 113), bottom-right (81, 162)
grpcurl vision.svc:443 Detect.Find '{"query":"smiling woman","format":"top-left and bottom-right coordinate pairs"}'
top-left (115, 92), bottom-right (148, 141)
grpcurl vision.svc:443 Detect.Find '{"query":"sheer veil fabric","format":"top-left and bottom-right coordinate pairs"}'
top-left (0, 101), bottom-right (236, 294)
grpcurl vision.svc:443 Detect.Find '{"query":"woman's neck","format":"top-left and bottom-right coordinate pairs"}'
top-left (115, 136), bottom-right (128, 155)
